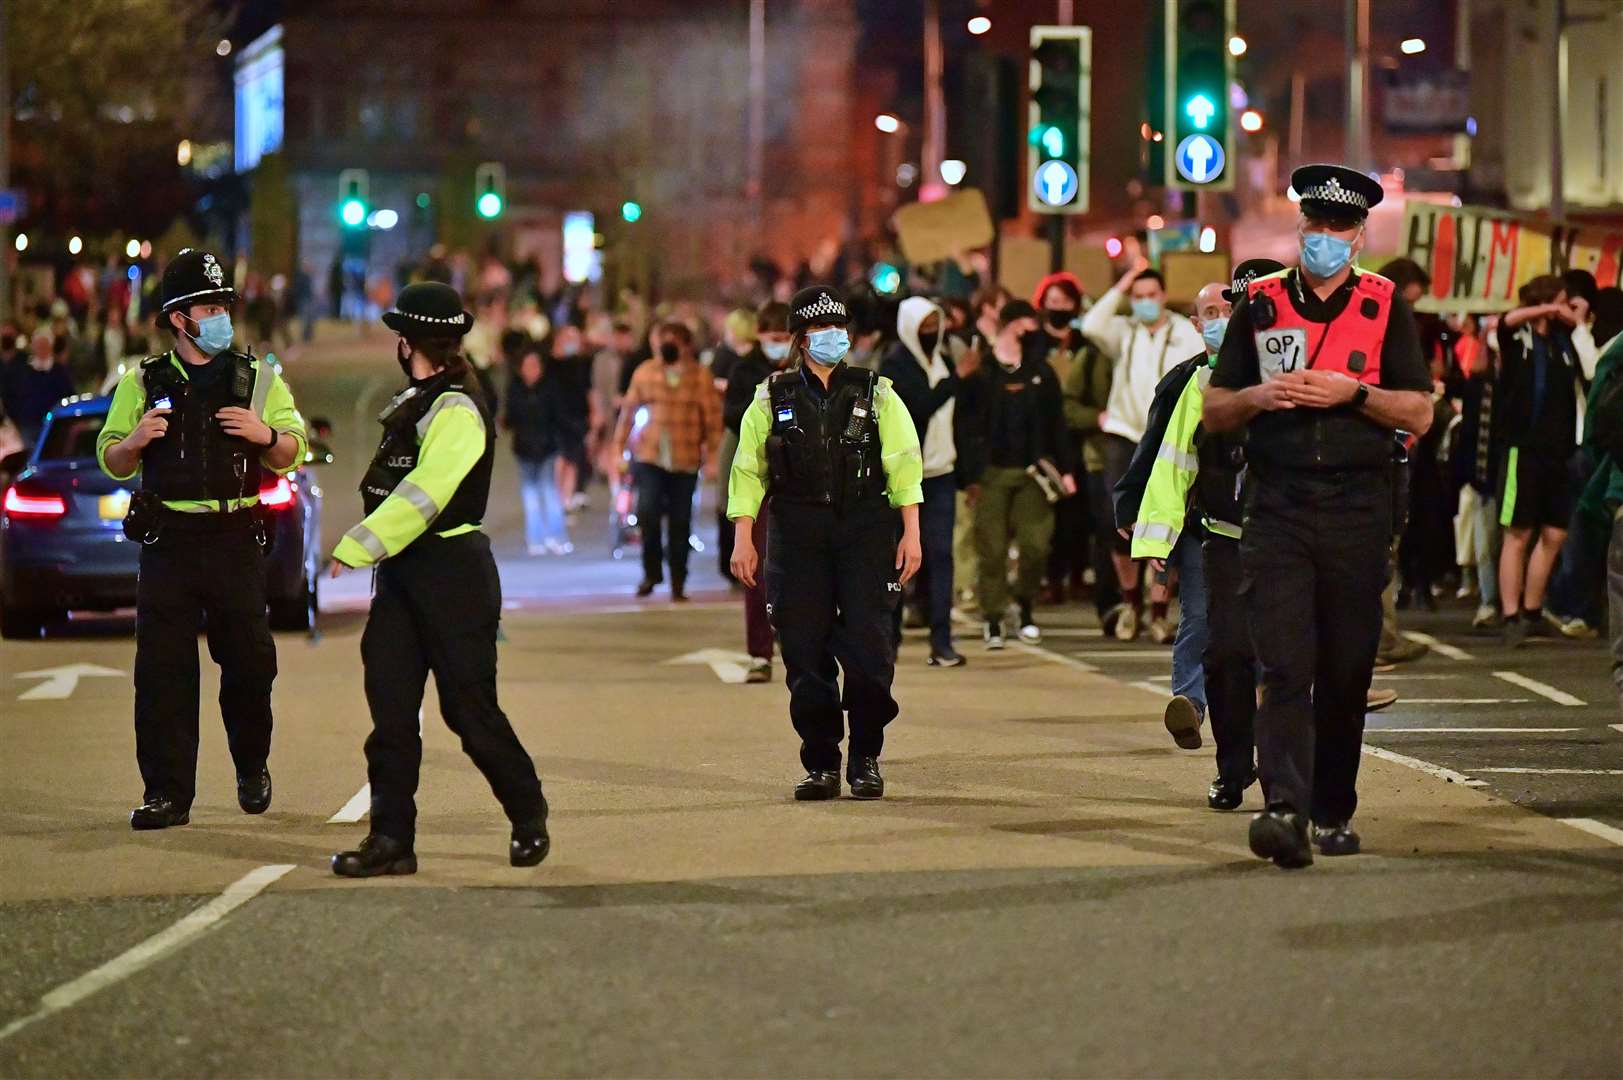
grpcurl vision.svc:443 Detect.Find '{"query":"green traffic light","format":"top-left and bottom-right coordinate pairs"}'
top-left (476, 191), bottom-right (504, 219)
top-left (340, 198), bottom-right (366, 227)
top-left (1185, 93), bottom-right (1217, 130)
top-left (621, 201), bottom-right (643, 223)
top-left (1041, 125), bottom-right (1066, 159)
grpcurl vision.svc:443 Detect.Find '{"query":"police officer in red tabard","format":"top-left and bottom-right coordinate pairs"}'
top-left (1203, 164), bottom-right (1435, 869)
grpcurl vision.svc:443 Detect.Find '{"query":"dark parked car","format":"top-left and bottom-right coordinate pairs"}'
top-left (0, 395), bottom-right (329, 638)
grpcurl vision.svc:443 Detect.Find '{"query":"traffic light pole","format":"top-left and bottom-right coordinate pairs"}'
top-left (1047, 213), bottom-right (1064, 273)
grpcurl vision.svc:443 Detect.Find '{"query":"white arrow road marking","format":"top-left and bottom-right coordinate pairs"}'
top-left (1360, 744), bottom-right (1486, 786)
top-left (0, 863), bottom-right (295, 1043)
top-left (1400, 630), bottom-right (1474, 661)
top-left (1560, 818), bottom-right (1623, 848)
top-left (663, 648), bottom-right (754, 684)
top-left (328, 783), bottom-right (371, 824)
top-left (14, 663), bottom-right (124, 701)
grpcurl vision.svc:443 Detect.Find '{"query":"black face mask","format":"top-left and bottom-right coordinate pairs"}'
top-left (918, 329), bottom-right (941, 356)
top-left (1044, 307), bottom-right (1076, 330)
top-left (397, 339), bottom-right (413, 378)
top-left (659, 343), bottom-right (681, 363)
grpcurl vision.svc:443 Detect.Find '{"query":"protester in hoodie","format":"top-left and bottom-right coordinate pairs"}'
top-left (960, 301), bottom-right (1078, 649)
top-left (1082, 256), bottom-right (1203, 641)
top-left (722, 301), bottom-right (792, 683)
top-left (882, 295), bottom-right (976, 666)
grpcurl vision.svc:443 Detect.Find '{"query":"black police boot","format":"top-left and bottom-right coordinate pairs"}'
top-left (130, 797), bottom-right (190, 831)
top-left (510, 822), bottom-right (551, 867)
top-left (237, 768), bottom-right (272, 815)
top-left (331, 834), bottom-right (417, 878)
top-left (1248, 807), bottom-right (1313, 869)
top-left (1311, 822), bottom-right (1362, 857)
top-left (1206, 774), bottom-right (1251, 812)
top-left (636, 578), bottom-right (658, 598)
top-left (847, 756), bottom-right (885, 800)
top-left (794, 770), bottom-right (841, 801)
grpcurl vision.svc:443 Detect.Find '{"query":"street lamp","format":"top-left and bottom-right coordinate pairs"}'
top-left (940, 159), bottom-right (968, 185)
top-left (1147, 214), bottom-right (1166, 230)
top-left (1400, 37), bottom-right (1426, 55)
top-left (874, 113), bottom-right (902, 134)
top-left (1228, 35), bottom-right (1247, 57)
top-left (216, 38), bottom-right (232, 57)
top-left (13, 234), bottom-right (26, 253)
top-left (967, 16), bottom-right (991, 35)
top-left (1240, 109), bottom-right (1264, 132)
top-left (68, 236), bottom-right (83, 256)
top-left (124, 239), bottom-right (140, 258)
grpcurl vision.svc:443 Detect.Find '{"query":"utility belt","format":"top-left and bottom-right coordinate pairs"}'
top-left (123, 492), bottom-right (272, 550)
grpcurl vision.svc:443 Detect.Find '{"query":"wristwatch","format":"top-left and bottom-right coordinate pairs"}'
top-left (1351, 384), bottom-right (1370, 409)
top-left (261, 425), bottom-right (280, 449)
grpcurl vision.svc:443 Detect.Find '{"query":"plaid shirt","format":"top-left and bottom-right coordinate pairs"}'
top-left (613, 356), bottom-right (721, 473)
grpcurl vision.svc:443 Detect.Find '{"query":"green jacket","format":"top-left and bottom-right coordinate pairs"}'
top-left (1061, 341), bottom-right (1113, 473)
top-left (96, 351), bottom-right (307, 512)
top-left (727, 370), bottom-right (924, 520)
top-left (1578, 333), bottom-right (1623, 520)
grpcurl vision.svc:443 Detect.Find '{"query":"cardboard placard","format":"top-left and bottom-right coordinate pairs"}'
top-left (892, 189), bottom-right (996, 266)
top-left (997, 235), bottom-right (1051, 303)
top-left (1160, 251), bottom-right (1231, 306)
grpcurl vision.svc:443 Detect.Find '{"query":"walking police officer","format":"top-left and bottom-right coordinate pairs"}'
top-left (329, 283), bottom-right (548, 877)
top-left (728, 286), bottom-right (924, 801)
top-left (97, 248), bottom-right (308, 830)
top-left (1204, 165), bottom-right (1434, 868)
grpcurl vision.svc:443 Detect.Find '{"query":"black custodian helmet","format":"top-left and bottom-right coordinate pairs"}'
top-left (159, 248), bottom-right (237, 313)
top-left (382, 282), bottom-right (475, 338)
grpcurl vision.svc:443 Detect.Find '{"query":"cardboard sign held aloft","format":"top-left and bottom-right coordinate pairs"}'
top-left (892, 189), bottom-right (996, 267)
top-left (1161, 251), bottom-right (1232, 306)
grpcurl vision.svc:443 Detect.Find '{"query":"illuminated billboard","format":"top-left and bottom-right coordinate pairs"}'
top-left (235, 25), bottom-right (285, 173)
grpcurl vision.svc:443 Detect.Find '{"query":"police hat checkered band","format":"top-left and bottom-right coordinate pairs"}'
top-left (795, 293), bottom-right (847, 323)
top-left (1300, 176), bottom-right (1369, 211)
top-left (387, 309), bottom-right (468, 326)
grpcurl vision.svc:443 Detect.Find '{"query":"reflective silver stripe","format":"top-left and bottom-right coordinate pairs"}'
top-left (1155, 441), bottom-right (1199, 473)
top-left (345, 523), bottom-right (388, 561)
top-left (416, 391), bottom-right (485, 440)
top-left (394, 478), bottom-right (441, 524)
top-left (250, 360), bottom-right (274, 417)
top-left (1132, 520), bottom-right (1180, 546)
top-left (1204, 517), bottom-right (1243, 540)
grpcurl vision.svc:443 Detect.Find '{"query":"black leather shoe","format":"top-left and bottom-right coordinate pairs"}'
top-left (1163, 695), bottom-right (1203, 750)
top-left (332, 834), bottom-right (417, 878)
top-left (794, 770), bottom-right (841, 801)
top-left (1311, 822), bottom-right (1362, 856)
top-left (237, 768), bottom-right (272, 814)
top-left (130, 798), bottom-right (189, 831)
top-left (1248, 808), bottom-right (1313, 869)
top-left (635, 579), bottom-right (658, 598)
top-left (846, 756), bottom-right (885, 800)
top-left (670, 580), bottom-right (688, 602)
top-left (511, 807), bottom-right (551, 867)
top-left (1206, 774), bottom-right (1252, 811)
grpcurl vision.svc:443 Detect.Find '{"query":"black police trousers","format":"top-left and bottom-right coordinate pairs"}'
top-left (360, 531), bottom-right (544, 845)
top-left (134, 521), bottom-right (276, 808)
top-left (1201, 533), bottom-right (1257, 786)
top-left (1239, 471), bottom-right (1390, 825)
top-left (766, 500), bottom-right (902, 772)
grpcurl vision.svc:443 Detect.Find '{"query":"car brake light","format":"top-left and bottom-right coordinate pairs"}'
top-left (4, 484), bottom-right (68, 519)
top-left (258, 476), bottom-right (296, 509)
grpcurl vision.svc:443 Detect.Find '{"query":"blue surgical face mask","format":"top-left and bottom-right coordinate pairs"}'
top-left (186, 312), bottom-right (234, 357)
top-left (1200, 316), bottom-right (1229, 354)
top-left (1130, 298), bottom-right (1162, 323)
top-left (1301, 230), bottom-right (1356, 279)
top-left (762, 339), bottom-right (791, 362)
top-left (805, 327), bottom-right (850, 365)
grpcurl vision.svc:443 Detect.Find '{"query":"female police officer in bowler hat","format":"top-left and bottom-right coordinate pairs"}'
top-left (728, 285), bottom-right (924, 800)
top-left (328, 282), bottom-right (549, 876)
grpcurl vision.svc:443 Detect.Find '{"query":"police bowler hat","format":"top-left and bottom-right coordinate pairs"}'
top-left (383, 282), bottom-right (475, 338)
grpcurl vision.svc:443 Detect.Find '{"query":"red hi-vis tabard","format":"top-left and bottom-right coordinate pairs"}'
top-left (1247, 271), bottom-right (1395, 385)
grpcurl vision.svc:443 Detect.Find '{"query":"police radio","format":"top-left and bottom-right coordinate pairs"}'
top-left (842, 396), bottom-right (873, 442)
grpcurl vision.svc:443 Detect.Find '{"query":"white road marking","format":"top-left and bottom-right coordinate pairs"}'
top-left (1371, 673), bottom-right (1462, 681)
top-left (1020, 627), bottom-right (1103, 639)
top-left (1471, 768), bottom-right (1623, 775)
top-left (1006, 640), bottom-right (1100, 673)
top-left (1061, 649), bottom-right (1177, 660)
top-left (1401, 630), bottom-right (1474, 661)
top-left (1559, 817), bottom-right (1623, 847)
top-left (328, 783), bottom-right (371, 824)
top-left (0, 864), bottom-right (295, 1043)
top-left (1491, 671), bottom-right (1586, 707)
top-left (1609, 724), bottom-right (1623, 736)
top-left (14, 663), bottom-right (124, 701)
top-left (662, 648), bottom-right (751, 684)
top-left (1360, 744), bottom-right (1486, 786)
top-left (1377, 699), bottom-right (1532, 705)
top-left (1128, 680), bottom-right (1172, 697)
top-left (1365, 725), bottom-right (1575, 733)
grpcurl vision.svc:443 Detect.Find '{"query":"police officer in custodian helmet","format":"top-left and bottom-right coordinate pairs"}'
top-left (97, 248), bottom-right (308, 830)
top-left (728, 286), bottom-right (924, 801)
top-left (1202, 165), bottom-right (1434, 868)
top-left (328, 282), bottom-right (549, 877)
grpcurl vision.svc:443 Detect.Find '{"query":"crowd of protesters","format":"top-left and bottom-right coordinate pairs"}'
top-left (4, 236), bottom-right (1622, 709)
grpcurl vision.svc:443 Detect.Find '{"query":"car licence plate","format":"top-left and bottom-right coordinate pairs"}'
top-left (99, 493), bottom-right (130, 520)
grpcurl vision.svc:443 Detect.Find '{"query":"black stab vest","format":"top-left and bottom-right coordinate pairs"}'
top-left (764, 364), bottom-right (884, 511)
top-left (359, 375), bottom-right (494, 538)
top-left (139, 352), bottom-right (261, 504)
